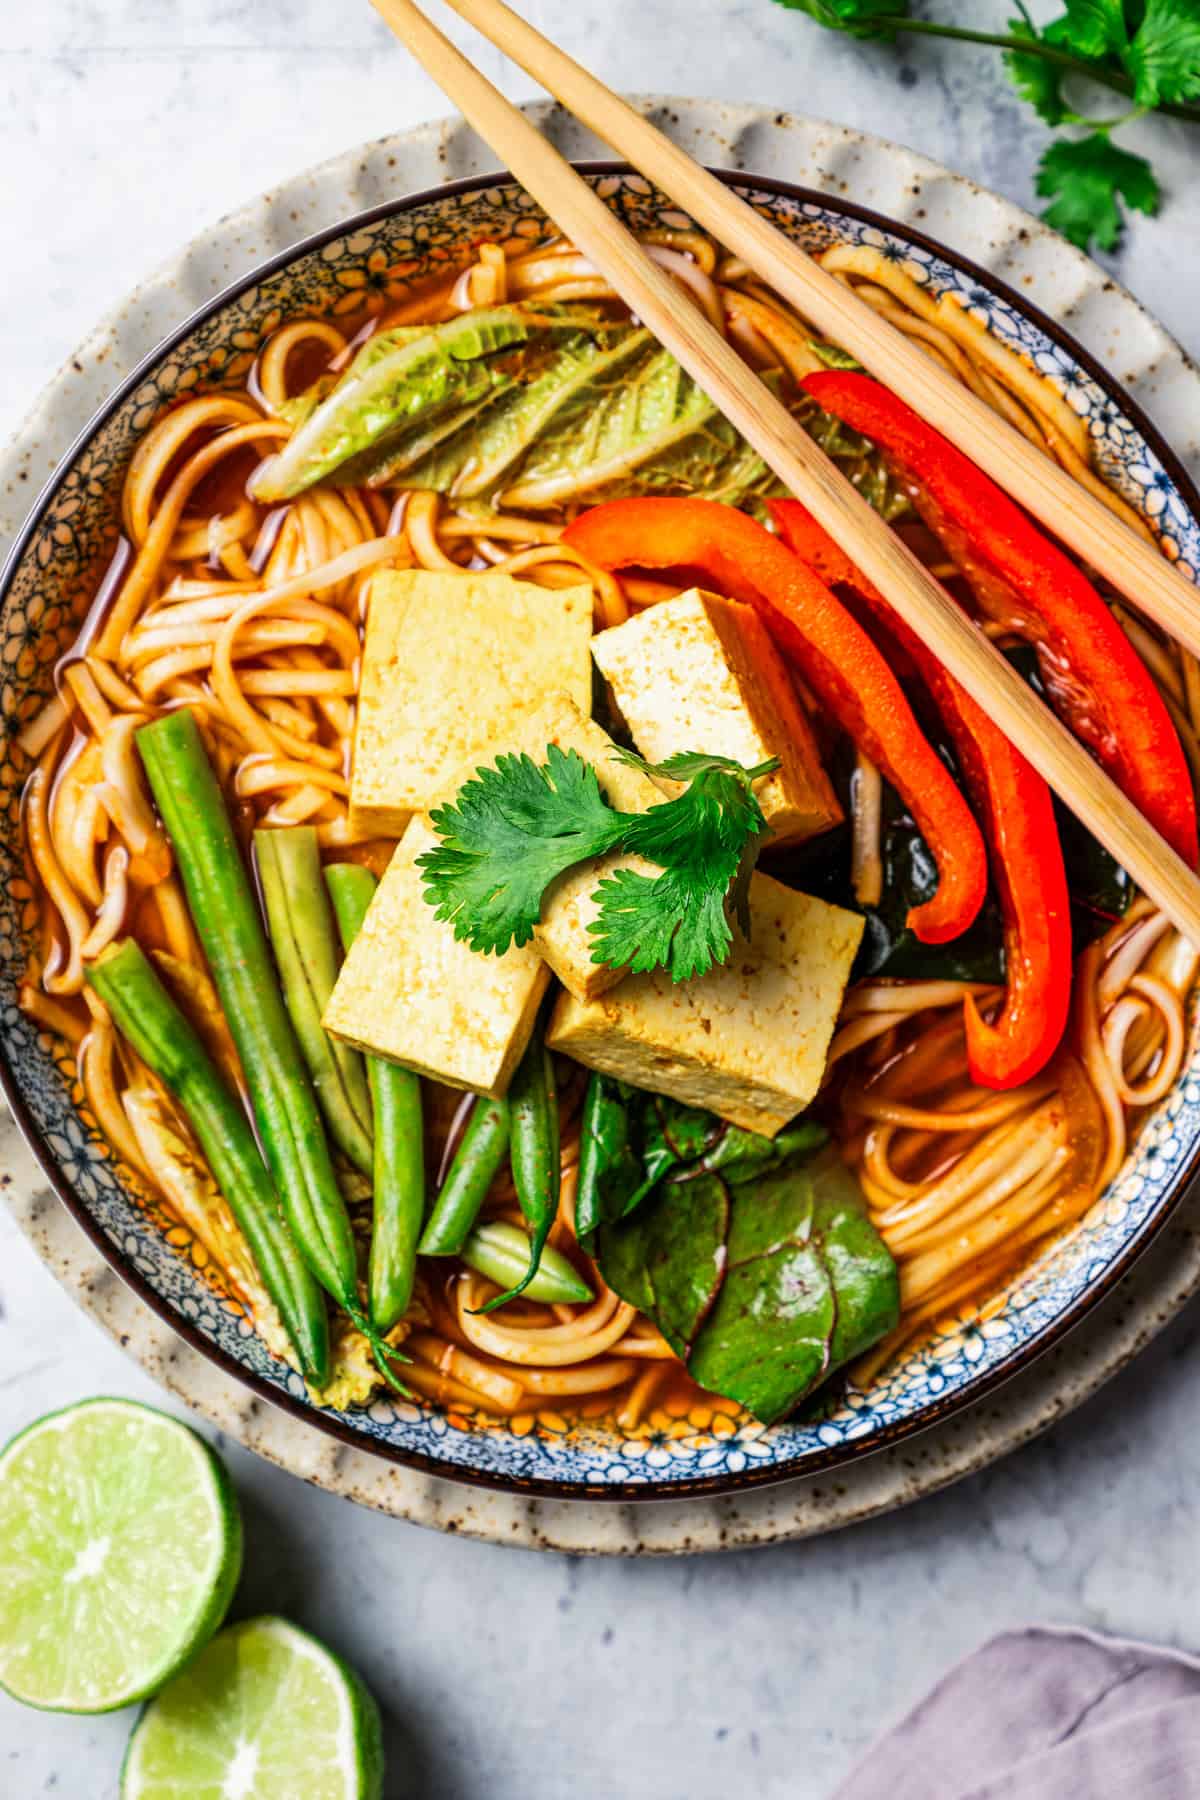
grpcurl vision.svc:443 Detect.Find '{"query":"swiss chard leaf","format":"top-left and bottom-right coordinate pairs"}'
top-left (597, 1144), bottom-right (899, 1423)
top-left (574, 1077), bottom-right (825, 1249)
top-left (690, 1115), bottom-right (828, 1183)
top-left (574, 1076), bottom-right (677, 1249)
top-left (687, 1169), bottom-right (836, 1418)
top-left (599, 1171), bottom-right (730, 1358)
top-left (813, 1162), bottom-right (904, 1366)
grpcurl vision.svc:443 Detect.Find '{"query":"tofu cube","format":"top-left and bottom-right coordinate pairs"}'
top-left (591, 588), bottom-right (840, 847)
top-left (349, 569), bottom-right (593, 839)
top-left (323, 814), bottom-right (549, 1097)
top-left (546, 875), bottom-right (863, 1135)
top-left (498, 692), bottom-right (665, 1002)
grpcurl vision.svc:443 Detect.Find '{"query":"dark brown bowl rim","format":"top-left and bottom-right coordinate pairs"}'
top-left (4, 161), bottom-right (1198, 1506)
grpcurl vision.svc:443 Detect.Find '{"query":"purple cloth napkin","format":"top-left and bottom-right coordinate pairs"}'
top-left (834, 1626), bottom-right (1200, 1799)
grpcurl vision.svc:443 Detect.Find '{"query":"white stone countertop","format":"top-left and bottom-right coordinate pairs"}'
top-left (3, 4), bottom-right (1200, 1796)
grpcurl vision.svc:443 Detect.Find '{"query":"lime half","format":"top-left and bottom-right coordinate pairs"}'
top-left (0, 1397), bottom-right (241, 1712)
top-left (122, 1616), bottom-right (385, 1800)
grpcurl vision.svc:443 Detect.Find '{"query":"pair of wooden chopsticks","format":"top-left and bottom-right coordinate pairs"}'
top-left (371, 0), bottom-right (1200, 943)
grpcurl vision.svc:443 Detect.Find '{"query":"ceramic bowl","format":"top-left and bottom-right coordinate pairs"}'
top-left (4, 159), bottom-right (1198, 1503)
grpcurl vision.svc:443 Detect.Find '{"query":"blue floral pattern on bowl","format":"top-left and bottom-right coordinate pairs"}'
top-left (3, 170), bottom-right (1197, 1499)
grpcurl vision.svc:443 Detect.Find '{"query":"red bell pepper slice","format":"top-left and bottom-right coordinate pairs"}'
top-left (803, 369), bottom-right (1199, 869)
top-left (773, 499), bottom-right (1071, 1088)
top-left (564, 497), bottom-right (988, 945)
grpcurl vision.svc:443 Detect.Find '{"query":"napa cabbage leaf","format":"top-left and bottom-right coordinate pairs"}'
top-left (251, 306), bottom-right (568, 500)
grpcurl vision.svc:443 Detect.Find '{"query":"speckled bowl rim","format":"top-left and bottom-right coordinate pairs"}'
top-left (3, 108), bottom-right (1200, 1537)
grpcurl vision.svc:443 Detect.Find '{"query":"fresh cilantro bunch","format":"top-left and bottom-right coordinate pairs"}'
top-left (417, 744), bottom-right (778, 983)
top-left (773, 0), bottom-right (1200, 251)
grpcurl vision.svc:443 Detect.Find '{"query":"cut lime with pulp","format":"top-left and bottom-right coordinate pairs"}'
top-left (121, 1616), bottom-right (385, 1800)
top-left (0, 1397), bottom-right (241, 1712)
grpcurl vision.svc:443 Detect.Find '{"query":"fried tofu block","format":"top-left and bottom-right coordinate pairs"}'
top-left (323, 814), bottom-right (549, 1097)
top-left (546, 875), bottom-right (863, 1135)
top-left (349, 569), bottom-right (593, 839)
top-left (591, 587), bottom-right (840, 846)
top-left (500, 693), bottom-right (664, 1002)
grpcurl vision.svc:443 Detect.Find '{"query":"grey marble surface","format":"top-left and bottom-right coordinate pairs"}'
top-left (3, 4), bottom-right (1200, 1796)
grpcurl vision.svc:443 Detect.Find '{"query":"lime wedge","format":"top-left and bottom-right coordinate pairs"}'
top-left (121, 1616), bottom-right (385, 1800)
top-left (0, 1397), bottom-right (241, 1713)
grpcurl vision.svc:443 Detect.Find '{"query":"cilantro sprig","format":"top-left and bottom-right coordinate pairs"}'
top-left (417, 744), bottom-right (778, 983)
top-left (773, 0), bottom-right (1200, 251)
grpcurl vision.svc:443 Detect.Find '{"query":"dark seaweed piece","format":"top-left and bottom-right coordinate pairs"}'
top-left (770, 643), bottom-right (1133, 979)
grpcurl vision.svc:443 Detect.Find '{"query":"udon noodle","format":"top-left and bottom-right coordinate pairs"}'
top-left (17, 226), bottom-right (1200, 1433)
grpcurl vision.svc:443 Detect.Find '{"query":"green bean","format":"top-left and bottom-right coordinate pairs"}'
top-left (136, 710), bottom-right (405, 1386)
top-left (460, 1221), bottom-right (591, 1305)
top-left (256, 828), bottom-right (373, 1175)
top-left (475, 1026), bottom-right (560, 1312)
top-left (86, 939), bottom-right (330, 1384)
top-left (325, 863), bottom-right (425, 1333)
top-left (418, 1093), bottom-right (511, 1257)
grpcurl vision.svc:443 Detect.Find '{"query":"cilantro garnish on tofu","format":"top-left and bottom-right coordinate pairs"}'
top-left (417, 744), bottom-right (778, 983)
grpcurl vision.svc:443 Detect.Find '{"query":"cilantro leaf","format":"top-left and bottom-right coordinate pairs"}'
top-left (588, 865), bottom-right (738, 983)
top-left (419, 745), bottom-right (626, 955)
top-left (1127, 0), bottom-right (1200, 105)
top-left (1005, 15), bottom-right (1069, 123)
top-left (776, 0), bottom-right (1199, 249)
top-left (591, 764), bottom-right (772, 981)
top-left (1048, 0), bottom-right (1130, 59)
top-left (612, 746), bottom-right (780, 783)
top-left (1036, 131), bottom-right (1160, 249)
top-left (771, 0), bottom-right (910, 39)
top-left (419, 742), bottom-right (775, 982)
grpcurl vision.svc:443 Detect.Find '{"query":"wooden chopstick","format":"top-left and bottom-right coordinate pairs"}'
top-left (438, 0), bottom-right (1200, 665)
top-left (369, 0), bottom-right (1200, 944)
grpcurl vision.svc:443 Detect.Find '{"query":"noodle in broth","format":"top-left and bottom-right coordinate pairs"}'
top-left (17, 227), bottom-right (1200, 1434)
